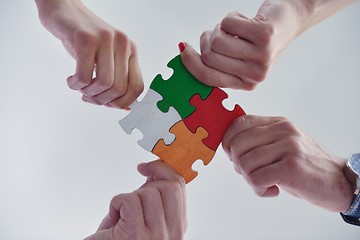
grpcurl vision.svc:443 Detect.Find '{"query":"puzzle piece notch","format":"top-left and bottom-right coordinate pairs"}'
top-left (183, 87), bottom-right (246, 151)
top-left (152, 121), bottom-right (215, 183)
top-left (150, 54), bottom-right (213, 119)
top-left (119, 89), bottom-right (182, 152)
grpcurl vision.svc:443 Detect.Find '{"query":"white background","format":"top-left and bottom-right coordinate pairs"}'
top-left (0, 0), bottom-right (360, 239)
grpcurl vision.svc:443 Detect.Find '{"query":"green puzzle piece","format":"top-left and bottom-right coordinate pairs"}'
top-left (150, 55), bottom-right (213, 119)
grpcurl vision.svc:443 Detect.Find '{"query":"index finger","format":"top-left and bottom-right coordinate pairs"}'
top-left (222, 115), bottom-right (283, 154)
top-left (67, 51), bottom-right (96, 90)
top-left (180, 42), bottom-right (249, 89)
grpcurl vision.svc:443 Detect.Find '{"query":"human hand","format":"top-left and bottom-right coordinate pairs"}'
top-left (222, 115), bottom-right (354, 212)
top-left (35, 0), bottom-right (143, 108)
top-left (180, 0), bottom-right (311, 90)
top-left (84, 160), bottom-right (187, 240)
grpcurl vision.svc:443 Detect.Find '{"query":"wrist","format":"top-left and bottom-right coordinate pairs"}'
top-left (35, 0), bottom-right (82, 25)
top-left (285, 0), bottom-right (357, 34)
top-left (256, 0), bottom-right (310, 46)
top-left (272, 0), bottom-right (318, 38)
top-left (340, 153), bottom-right (360, 226)
top-left (339, 157), bottom-right (356, 212)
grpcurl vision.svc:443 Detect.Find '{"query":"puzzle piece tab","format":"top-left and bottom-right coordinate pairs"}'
top-left (119, 89), bottom-right (182, 152)
top-left (183, 87), bottom-right (246, 151)
top-left (150, 55), bottom-right (213, 119)
top-left (152, 121), bottom-right (215, 183)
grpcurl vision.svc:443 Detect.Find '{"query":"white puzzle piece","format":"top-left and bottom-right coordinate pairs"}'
top-left (119, 88), bottom-right (182, 151)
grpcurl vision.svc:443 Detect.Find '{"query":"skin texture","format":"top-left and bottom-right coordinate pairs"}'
top-left (180, 0), bottom-right (356, 90)
top-left (35, 0), bottom-right (143, 109)
top-left (222, 115), bottom-right (354, 212)
top-left (84, 160), bottom-right (187, 240)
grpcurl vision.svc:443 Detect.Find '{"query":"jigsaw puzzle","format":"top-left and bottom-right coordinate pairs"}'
top-left (119, 54), bottom-right (246, 183)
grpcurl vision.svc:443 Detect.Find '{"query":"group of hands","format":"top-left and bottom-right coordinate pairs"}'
top-left (34, 0), bottom-right (356, 239)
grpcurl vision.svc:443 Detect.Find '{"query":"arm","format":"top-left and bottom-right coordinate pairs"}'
top-left (84, 160), bottom-right (187, 240)
top-left (222, 115), bottom-right (353, 212)
top-left (180, 0), bottom-right (357, 90)
top-left (34, 0), bottom-right (143, 109)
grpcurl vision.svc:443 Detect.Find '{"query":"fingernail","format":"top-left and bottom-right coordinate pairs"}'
top-left (178, 42), bottom-right (186, 52)
top-left (82, 96), bottom-right (88, 103)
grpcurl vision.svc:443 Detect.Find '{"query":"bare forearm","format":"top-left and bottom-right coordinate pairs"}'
top-left (284, 0), bottom-right (357, 36)
top-left (34, 0), bottom-right (81, 27)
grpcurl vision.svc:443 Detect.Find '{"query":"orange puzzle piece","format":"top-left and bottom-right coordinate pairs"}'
top-left (152, 121), bottom-right (215, 183)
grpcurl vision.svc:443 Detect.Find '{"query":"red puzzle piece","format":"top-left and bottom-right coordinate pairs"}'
top-left (183, 87), bottom-right (246, 151)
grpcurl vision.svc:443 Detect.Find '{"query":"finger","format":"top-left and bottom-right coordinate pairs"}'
top-left (201, 30), bottom-right (266, 84)
top-left (97, 213), bottom-right (117, 231)
top-left (85, 50), bottom-right (144, 108)
top-left (67, 51), bottom-right (96, 90)
top-left (106, 52), bottom-right (144, 109)
top-left (247, 161), bottom-right (285, 197)
top-left (138, 160), bottom-right (187, 230)
top-left (232, 138), bottom-right (286, 178)
top-left (141, 180), bottom-right (186, 237)
top-left (81, 41), bottom-right (129, 105)
top-left (97, 193), bottom-right (145, 231)
top-left (80, 43), bottom-right (115, 97)
top-left (220, 11), bottom-right (260, 43)
top-left (134, 187), bottom-right (166, 233)
top-left (137, 160), bottom-right (185, 184)
top-left (180, 42), bottom-right (249, 90)
top-left (222, 115), bottom-right (284, 156)
top-left (208, 24), bottom-right (260, 61)
top-left (254, 185), bottom-right (280, 198)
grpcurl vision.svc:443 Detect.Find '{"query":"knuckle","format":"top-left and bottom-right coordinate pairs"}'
top-left (125, 192), bottom-right (141, 204)
top-left (129, 39), bottom-right (138, 52)
top-left (257, 23), bottom-right (275, 45)
top-left (114, 31), bottom-right (133, 51)
top-left (115, 83), bottom-right (128, 97)
top-left (99, 29), bottom-right (114, 42)
top-left (249, 63), bottom-right (269, 82)
top-left (282, 153), bottom-right (302, 173)
top-left (170, 180), bottom-right (184, 192)
top-left (97, 77), bottom-right (114, 90)
top-left (110, 193), bottom-right (130, 206)
top-left (220, 16), bottom-right (232, 29)
top-left (285, 138), bottom-right (303, 155)
top-left (256, 50), bottom-right (273, 67)
top-left (200, 48), bottom-right (213, 65)
top-left (200, 30), bottom-right (209, 42)
top-left (132, 80), bottom-right (145, 97)
top-left (136, 187), bottom-right (159, 197)
top-left (277, 118), bottom-right (301, 136)
top-left (248, 172), bottom-right (262, 188)
top-left (209, 34), bottom-right (223, 52)
top-left (74, 75), bottom-right (91, 87)
top-left (236, 157), bottom-right (249, 174)
top-left (74, 30), bottom-right (99, 49)
top-left (115, 30), bottom-right (129, 43)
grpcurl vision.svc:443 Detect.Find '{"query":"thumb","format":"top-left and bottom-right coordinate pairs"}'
top-left (137, 160), bottom-right (185, 184)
